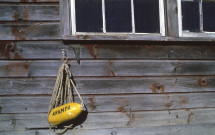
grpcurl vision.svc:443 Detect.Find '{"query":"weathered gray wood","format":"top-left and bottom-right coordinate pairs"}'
top-left (1, 93), bottom-right (215, 113)
top-left (0, 23), bottom-right (60, 40)
top-left (0, 76), bottom-right (214, 95)
top-left (0, 108), bottom-right (215, 131)
top-left (1, 60), bottom-right (215, 77)
top-left (0, 41), bottom-right (76, 59)
top-left (81, 44), bottom-right (215, 60)
top-left (166, 0), bottom-right (179, 36)
top-left (2, 42), bottom-right (215, 60)
top-left (60, 0), bottom-right (71, 36)
top-left (1, 124), bottom-right (215, 135)
top-left (0, 23), bottom-right (215, 41)
top-left (63, 34), bottom-right (215, 41)
top-left (0, 4), bottom-right (59, 21)
top-left (0, 0), bottom-right (58, 2)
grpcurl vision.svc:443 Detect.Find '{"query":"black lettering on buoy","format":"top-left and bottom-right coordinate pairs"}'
top-left (58, 110), bottom-right (61, 114)
top-left (65, 106), bottom-right (67, 111)
top-left (61, 108), bottom-right (64, 113)
top-left (68, 105), bottom-right (71, 110)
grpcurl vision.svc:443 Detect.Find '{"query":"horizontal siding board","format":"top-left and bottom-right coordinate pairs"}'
top-left (0, 41), bottom-right (77, 60)
top-left (0, 5), bottom-right (59, 21)
top-left (0, 23), bottom-right (60, 40)
top-left (1, 93), bottom-right (215, 113)
top-left (2, 124), bottom-right (215, 135)
top-left (81, 44), bottom-right (215, 60)
top-left (1, 60), bottom-right (215, 77)
top-left (0, 76), bottom-right (214, 95)
top-left (2, 42), bottom-right (215, 60)
top-left (0, 108), bottom-right (215, 131)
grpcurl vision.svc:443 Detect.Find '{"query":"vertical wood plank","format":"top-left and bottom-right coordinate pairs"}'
top-left (166, 0), bottom-right (180, 37)
top-left (60, 0), bottom-right (71, 37)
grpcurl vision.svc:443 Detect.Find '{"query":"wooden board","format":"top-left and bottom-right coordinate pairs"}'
top-left (2, 41), bottom-right (215, 60)
top-left (1, 93), bottom-right (215, 113)
top-left (0, 108), bottom-right (215, 131)
top-left (2, 124), bottom-right (215, 135)
top-left (0, 76), bottom-right (214, 95)
top-left (0, 4), bottom-right (59, 21)
top-left (1, 60), bottom-right (215, 77)
top-left (0, 22), bottom-right (60, 40)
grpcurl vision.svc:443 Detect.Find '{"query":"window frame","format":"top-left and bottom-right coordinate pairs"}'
top-left (60, 0), bottom-right (215, 41)
top-left (177, 0), bottom-right (215, 38)
top-left (60, 0), bottom-right (166, 40)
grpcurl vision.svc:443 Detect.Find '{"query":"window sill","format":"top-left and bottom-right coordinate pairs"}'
top-left (62, 34), bottom-right (215, 42)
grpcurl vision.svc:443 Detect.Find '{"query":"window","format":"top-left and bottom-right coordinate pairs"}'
top-left (70, 0), bottom-right (165, 36)
top-left (60, 0), bottom-right (215, 41)
top-left (178, 0), bottom-right (215, 37)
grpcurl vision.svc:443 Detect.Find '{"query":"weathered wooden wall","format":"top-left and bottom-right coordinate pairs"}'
top-left (1, 1), bottom-right (215, 135)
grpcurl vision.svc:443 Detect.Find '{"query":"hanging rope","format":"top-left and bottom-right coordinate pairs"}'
top-left (48, 51), bottom-right (84, 134)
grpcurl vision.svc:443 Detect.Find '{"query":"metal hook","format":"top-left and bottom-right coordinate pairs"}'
top-left (62, 49), bottom-right (67, 57)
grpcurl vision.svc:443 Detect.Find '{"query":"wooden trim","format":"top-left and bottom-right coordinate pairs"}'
top-left (159, 0), bottom-right (166, 36)
top-left (62, 34), bottom-right (215, 41)
top-left (166, 0), bottom-right (179, 37)
top-left (71, 0), bottom-right (76, 35)
top-left (131, 0), bottom-right (135, 34)
top-left (60, 0), bottom-right (71, 37)
top-left (102, 0), bottom-right (106, 33)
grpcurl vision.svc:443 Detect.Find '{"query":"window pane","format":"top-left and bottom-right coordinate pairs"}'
top-left (76, 0), bottom-right (103, 32)
top-left (105, 0), bottom-right (132, 32)
top-left (203, 0), bottom-right (215, 32)
top-left (134, 0), bottom-right (160, 33)
top-left (182, 0), bottom-right (200, 32)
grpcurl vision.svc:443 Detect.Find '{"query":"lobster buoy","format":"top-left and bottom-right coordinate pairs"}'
top-left (48, 103), bottom-right (83, 126)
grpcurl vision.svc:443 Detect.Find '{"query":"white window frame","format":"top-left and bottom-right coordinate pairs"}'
top-left (70, 0), bottom-right (166, 36)
top-left (177, 0), bottom-right (215, 37)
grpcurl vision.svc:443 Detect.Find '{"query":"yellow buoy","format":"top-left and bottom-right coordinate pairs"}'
top-left (48, 103), bottom-right (83, 126)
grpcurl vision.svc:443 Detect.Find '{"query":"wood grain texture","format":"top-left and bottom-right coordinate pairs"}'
top-left (0, 108), bottom-right (215, 131)
top-left (0, 4), bottom-right (59, 21)
top-left (0, 22), bottom-right (60, 40)
top-left (0, 76), bottom-right (214, 95)
top-left (1, 60), bottom-right (215, 77)
top-left (60, 0), bottom-right (71, 36)
top-left (166, 0), bottom-right (179, 36)
top-left (2, 42), bottom-right (215, 60)
top-left (2, 124), bottom-right (215, 135)
top-left (1, 93), bottom-right (215, 113)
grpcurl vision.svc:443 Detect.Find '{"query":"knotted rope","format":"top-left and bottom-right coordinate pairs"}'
top-left (48, 57), bottom-right (84, 134)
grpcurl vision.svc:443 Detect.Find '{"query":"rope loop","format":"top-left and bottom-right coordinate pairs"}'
top-left (61, 56), bottom-right (69, 64)
top-left (48, 57), bottom-right (84, 134)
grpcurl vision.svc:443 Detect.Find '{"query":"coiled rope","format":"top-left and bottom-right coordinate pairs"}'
top-left (48, 56), bottom-right (84, 134)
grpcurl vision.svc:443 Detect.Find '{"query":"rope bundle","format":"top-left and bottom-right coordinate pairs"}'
top-left (48, 57), bottom-right (84, 134)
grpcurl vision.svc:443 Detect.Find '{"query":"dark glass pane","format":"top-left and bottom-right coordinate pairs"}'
top-left (134, 0), bottom-right (160, 33)
top-left (182, 0), bottom-right (200, 32)
top-left (105, 0), bottom-right (132, 32)
top-left (203, 0), bottom-right (215, 32)
top-left (76, 0), bottom-right (103, 32)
